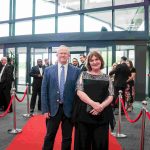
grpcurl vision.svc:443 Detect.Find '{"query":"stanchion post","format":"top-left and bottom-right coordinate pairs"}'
top-left (8, 88), bottom-right (22, 134)
top-left (23, 83), bottom-right (32, 118)
top-left (112, 90), bottom-right (127, 138)
top-left (140, 100), bottom-right (147, 150)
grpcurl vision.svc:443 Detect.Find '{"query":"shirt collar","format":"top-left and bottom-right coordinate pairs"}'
top-left (58, 62), bottom-right (68, 69)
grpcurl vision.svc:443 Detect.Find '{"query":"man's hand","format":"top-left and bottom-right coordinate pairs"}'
top-left (44, 112), bottom-right (50, 119)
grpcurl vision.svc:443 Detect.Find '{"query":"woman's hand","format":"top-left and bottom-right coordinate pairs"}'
top-left (90, 101), bottom-right (105, 113)
top-left (90, 109), bottom-right (99, 115)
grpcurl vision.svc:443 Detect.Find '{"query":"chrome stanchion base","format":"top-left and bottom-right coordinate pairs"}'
top-left (111, 132), bottom-right (127, 138)
top-left (8, 128), bottom-right (22, 134)
top-left (22, 113), bottom-right (33, 118)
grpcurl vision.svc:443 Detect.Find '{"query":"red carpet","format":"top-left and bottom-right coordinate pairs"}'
top-left (6, 115), bottom-right (122, 150)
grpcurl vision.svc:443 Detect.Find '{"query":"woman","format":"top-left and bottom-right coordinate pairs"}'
top-left (126, 60), bottom-right (136, 111)
top-left (73, 51), bottom-right (114, 150)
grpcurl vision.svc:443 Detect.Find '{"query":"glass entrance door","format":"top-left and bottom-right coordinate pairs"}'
top-left (6, 47), bottom-right (27, 92)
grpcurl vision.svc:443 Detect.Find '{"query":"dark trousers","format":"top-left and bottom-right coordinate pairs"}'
top-left (0, 85), bottom-right (12, 111)
top-left (30, 87), bottom-right (41, 110)
top-left (43, 105), bottom-right (73, 150)
top-left (74, 122), bottom-right (109, 150)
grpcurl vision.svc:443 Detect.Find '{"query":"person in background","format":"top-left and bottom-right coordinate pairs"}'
top-left (109, 62), bottom-right (118, 82)
top-left (73, 51), bottom-right (114, 150)
top-left (7, 58), bottom-right (15, 88)
top-left (0, 57), bottom-right (13, 112)
top-left (30, 59), bottom-right (44, 114)
top-left (72, 58), bottom-right (79, 67)
top-left (109, 56), bottom-right (130, 115)
top-left (43, 58), bottom-right (50, 73)
top-left (41, 45), bottom-right (80, 150)
top-left (79, 54), bottom-right (87, 71)
top-left (43, 58), bottom-right (50, 67)
top-left (126, 60), bottom-right (136, 112)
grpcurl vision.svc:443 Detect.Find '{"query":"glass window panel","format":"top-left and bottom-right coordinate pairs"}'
top-left (0, 24), bottom-right (9, 37)
top-left (84, 0), bottom-right (112, 9)
top-left (16, 0), bottom-right (33, 19)
top-left (84, 11), bottom-right (112, 32)
top-left (52, 52), bottom-right (57, 65)
top-left (0, 0), bottom-right (10, 21)
top-left (35, 0), bottom-right (55, 16)
top-left (114, 0), bottom-right (143, 5)
top-left (7, 48), bottom-right (15, 57)
top-left (116, 45), bottom-right (135, 63)
top-left (35, 18), bottom-right (55, 34)
top-left (58, 15), bottom-right (80, 33)
top-left (0, 49), bottom-right (3, 58)
top-left (58, 0), bottom-right (80, 13)
top-left (15, 21), bottom-right (32, 35)
top-left (31, 48), bottom-right (48, 67)
top-left (115, 7), bottom-right (144, 31)
top-left (17, 47), bottom-right (27, 84)
top-left (149, 6), bottom-right (150, 35)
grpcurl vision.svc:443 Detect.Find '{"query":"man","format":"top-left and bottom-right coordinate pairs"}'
top-left (0, 57), bottom-right (13, 112)
top-left (30, 59), bottom-right (44, 113)
top-left (79, 54), bottom-right (87, 71)
top-left (72, 58), bottom-right (79, 67)
top-left (109, 56), bottom-right (130, 114)
top-left (41, 45), bottom-right (80, 150)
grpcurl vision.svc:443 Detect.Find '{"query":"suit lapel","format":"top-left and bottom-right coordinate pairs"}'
top-left (65, 64), bottom-right (72, 87)
top-left (53, 64), bottom-right (59, 88)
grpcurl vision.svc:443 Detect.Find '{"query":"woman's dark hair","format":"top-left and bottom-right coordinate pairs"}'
top-left (86, 51), bottom-right (104, 71)
top-left (127, 60), bottom-right (134, 68)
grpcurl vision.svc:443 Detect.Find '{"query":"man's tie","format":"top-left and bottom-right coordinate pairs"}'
top-left (59, 65), bottom-right (65, 103)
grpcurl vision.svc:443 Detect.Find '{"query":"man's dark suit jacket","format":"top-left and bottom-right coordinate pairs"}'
top-left (29, 65), bottom-right (44, 89)
top-left (109, 63), bottom-right (131, 88)
top-left (0, 64), bottom-right (12, 90)
top-left (79, 63), bottom-right (87, 71)
top-left (41, 64), bottom-right (81, 118)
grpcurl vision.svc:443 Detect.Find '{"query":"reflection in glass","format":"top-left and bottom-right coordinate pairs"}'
top-left (0, 24), bottom-right (9, 37)
top-left (58, 15), bottom-right (80, 33)
top-left (58, 0), bottom-right (80, 13)
top-left (35, 0), bottom-right (55, 16)
top-left (16, 0), bottom-right (32, 19)
top-left (84, 0), bottom-right (112, 9)
top-left (114, 0), bottom-right (143, 5)
top-left (0, 0), bottom-right (10, 21)
top-left (84, 11), bottom-right (112, 32)
top-left (15, 21), bottom-right (32, 35)
top-left (35, 18), bottom-right (55, 34)
top-left (115, 7), bottom-right (144, 31)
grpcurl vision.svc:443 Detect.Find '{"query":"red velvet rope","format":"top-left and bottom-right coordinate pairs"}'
top-left (115, 97), bottom-right (119, 104)
top-left (0, 95), bottom-right (15, 118)
top-left (146, 112), bottom-right (150, 120)
top-left (119, 98), bottom-right (143, 123)
top-left (15, 86), bottom-right (28, 102)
